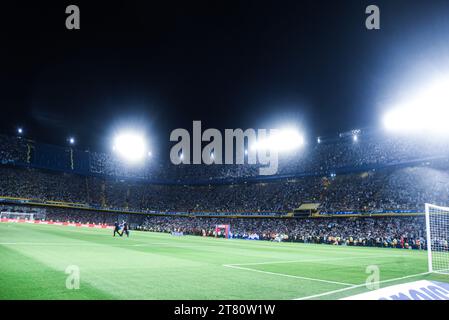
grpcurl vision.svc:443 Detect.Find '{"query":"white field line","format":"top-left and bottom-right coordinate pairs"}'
top-left (226, 254), bottom-right (407, 267)
top-left (223, 264), bottom-right (354, 286)
top-left (222, 254), bottom-right (417, 289)
top-left (294, 271), bottom-right (431, 300)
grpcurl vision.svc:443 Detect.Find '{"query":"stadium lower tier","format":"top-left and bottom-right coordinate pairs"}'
top-left (0, 206), bottom-right (430, 249)
top-left (0, 162), bottom-right (448, 214)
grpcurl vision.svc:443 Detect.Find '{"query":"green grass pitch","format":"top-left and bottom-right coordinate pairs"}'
top-left (1, 222), bottom-right (448, 300)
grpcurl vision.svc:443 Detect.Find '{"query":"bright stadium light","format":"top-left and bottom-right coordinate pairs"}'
top-left (383, 77), bottom-right (449, 135)
top-left (252, 128), bottom-right (304, 152)
top-left (68, 137), bottom-right (75, 145)
top-left (113, 132), bottom-right (148, 163)
top-left (17, 127), bottom-right (23, 135)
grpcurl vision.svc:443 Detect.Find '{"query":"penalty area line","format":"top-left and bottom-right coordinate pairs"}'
top-left (225, 253), bottom-right (407, 267)
top-left (222, 264), bottom-right (354, 287)
top-left (294, 271), bottom-right (431, 300)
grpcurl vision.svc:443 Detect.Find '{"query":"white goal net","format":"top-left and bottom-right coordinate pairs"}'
top-left (0, 211), bottom-right (35, 220)
top-left (425, 203), bottom-right (449, 274)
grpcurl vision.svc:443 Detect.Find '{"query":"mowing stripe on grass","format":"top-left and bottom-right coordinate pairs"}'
top-left (223, 264), bottom-right (354, 286)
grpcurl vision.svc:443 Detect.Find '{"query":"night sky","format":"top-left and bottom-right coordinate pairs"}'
top-left (1, 1), bottom-right (449, 157)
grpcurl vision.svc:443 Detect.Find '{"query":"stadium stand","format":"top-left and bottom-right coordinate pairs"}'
top-left (0, 131), bottom-right (448, 248)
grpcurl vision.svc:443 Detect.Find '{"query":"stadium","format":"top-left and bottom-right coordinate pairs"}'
top-left (1, 1), bottom-right (449, 306)
top-left (1, 129), bottom-right (449, 300)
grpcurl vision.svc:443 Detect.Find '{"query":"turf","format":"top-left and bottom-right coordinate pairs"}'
top-left (0, 222), bottom-right (448, 300)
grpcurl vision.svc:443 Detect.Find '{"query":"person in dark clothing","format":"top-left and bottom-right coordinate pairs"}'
top-left (122, 221), bottom-right (130, 237)
top-left (113, 221), bottom-right (122, 237)
top-left (121, 221), bottom-right (129, 238)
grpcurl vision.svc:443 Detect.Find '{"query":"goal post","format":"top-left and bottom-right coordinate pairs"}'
top-left (215, 224), bottom-right (231, 239)
top-left (0, 211), bottom-right (35, 221)
top-left (425, 203), bottom-right (449, 274)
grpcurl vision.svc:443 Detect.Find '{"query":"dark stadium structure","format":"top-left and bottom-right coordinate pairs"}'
top-left (1, 131), bottom-right (448, 249)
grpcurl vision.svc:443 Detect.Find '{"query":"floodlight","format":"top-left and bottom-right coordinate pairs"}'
top-left (252, 128), bottom-right (304, 152)
top-left (383, 77), bottom-right (449, 135)
top-left (17, 127), bottom-right (23, 135)
top-left (113, 132), bottom-right (148, 163)
top-left (69, 137), bottom-right (75, 145)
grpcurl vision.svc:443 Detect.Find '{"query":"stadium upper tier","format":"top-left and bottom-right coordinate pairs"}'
top-left (0, 161), bottom-right (448, 214)
top-left (1, 132), bottom-right (449, 184)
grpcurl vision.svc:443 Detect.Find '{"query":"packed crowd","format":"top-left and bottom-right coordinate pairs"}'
top-left (1, 132), bottom-right (449, 182)
top-left (0, 135), bottom-right (28, 165)
top-left (137, 215), bottom-right (427, 249)
top-left (31, 207), bottom-right (428, 249)
top-left (0, 161), bottom-right (448, 214)
top-left (277, 134), bottom-right (449, 176)
top-left (81, 133), bottom-right (449, 181)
